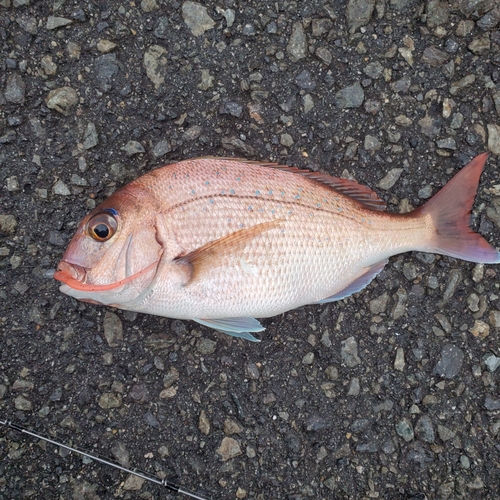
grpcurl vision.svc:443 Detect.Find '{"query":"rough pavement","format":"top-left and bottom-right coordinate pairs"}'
top-left (1, 1), bottom-right (500, 499)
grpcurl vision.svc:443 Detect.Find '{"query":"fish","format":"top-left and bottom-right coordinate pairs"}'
top-left (54, 154), bottom-right (500, 342)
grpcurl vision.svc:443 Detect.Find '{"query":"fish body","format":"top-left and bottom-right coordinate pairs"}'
top-left (55, 154), bottom-right (499, 340)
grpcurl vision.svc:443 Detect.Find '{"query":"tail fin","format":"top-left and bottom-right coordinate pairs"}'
top-left (415, 153), bottom-right (500, 264)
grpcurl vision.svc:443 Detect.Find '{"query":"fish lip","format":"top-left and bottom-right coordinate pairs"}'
top-left (53, 259), bottom-right (159, 292)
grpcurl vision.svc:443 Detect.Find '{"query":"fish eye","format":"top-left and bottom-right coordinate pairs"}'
top-left (87, 211), bottom-right (118, 242)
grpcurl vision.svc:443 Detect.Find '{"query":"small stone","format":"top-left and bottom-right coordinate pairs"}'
top-left (334, 82), bottom-right (364, 109)
top-left (303, 94), bottom-right (314, 113)
top-left (45, 87), bottom-right (78, 115)
top-left (396, 418), bottom-right (414, 442)
top-left (364, 134), bottom-right (381, 151)
top-left (398, 47), bottom-right (413, 67)
top-left (219, 100), bottom-right (243, 118)
top-left (484, 396), bottom-right (500, 411)
top-left (141, 0), bottom-right (158, 12)
top-left (236, 487), bottom-right (247, 499)
top-left (302, 352), bottom-right (314, 365)
top-left (364, 99), bottom-right (381, 114)
top-left (437, 424), bottom-right (456, 442)
top-left (97, 39), bottom-right (116, 53)
top-left (103, 312), bottom-right (123, 347)
top-left (483, 354), bottom-right (500, 372)
top-left (46, 16), bottom-right (72, 30)
top-left (6, 176), bottom-right (19, 192)
top-left (433, 344), bottom-right (464, 378)
top-left (450, 74), bottom-right (475, 96)
top-left (224, 419), bottom-right (243, 435)
top-left (378, 168), bottom-right (403, 190)
top-left (280, 133), bottom-right (293, 147)
top-left (311, 18), bottom-right (333, 37)
top-left (199, 410), bottom-right (210, 435)
top-left (121, 140), bottom-right (145, 156)
top-left (391, 288), bottom-right (407, 319)
top-left (395, 115), bottom-right (412, 126)
top-left (4, 73), bottom-right (25, 104)
top-left (315, 46), bottom-right (332, 65)
top-left (123, 474), bottom-right (145, 491)
top-left (341, 336), bottom-right (361, 367)
top-left (198, 69), bottom-right (214, 90)
top-left (468, 36), bottom-right (490, 55)
top-left (217, 437), bottom-right (242, 461)
top-left (436, 137), bottom-right (456, 150)
top-left (287, 22), bottom-right (307, 62)
top-left (369, 292), bottom-right (389, 314)
top-left (112, 442), bottom-right (130, 468)
top-left (143, 45), bottom-right (167, 89)
top-left (489, 310), bottom-right (500, 327)
top-left (67, 41), bottom-right (81, 59)
top-left (14, 395), bottom-right (33, 411)
top-left (52, 179), bottom-right (71, 196)
top-left (196, 338), bottom-right (217, 355)
top-left (347, 0), bottom-right (375, 33)
top-left (347, 377), bottom-right (360, 396)
top-left (159, 386), bottom-right (177, 399)
top-left (391, 76), bottom-right (411, 93)
top-left (82, 122), bottom-right (98, 150)
top-left (394, 348), bottom-right (405, 371)
top-left (363, 61), bottom-right (383, 79)
top-left (99, 393), bottom-right (122, 409)
top-left (418, 114), bottom-right (441, 138)
top-left (41, 55), bottom-right (57, 75)
top-left (295, 70), bottom-right (316, 91)
top-left (469, 320), bottom-right (490, 339)
top-left (421, 46), bottom-right (448, 66)
top-left (415, 415), bottom-right (435, 443)
top-left (487, 124), bottom-right (500, 155)
top-left (182, 1), bottom-right (215, 36)
top-left (153, 140), bottom-right (171, 159)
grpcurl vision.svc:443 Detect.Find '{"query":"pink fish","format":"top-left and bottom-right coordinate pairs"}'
top-left (54, 154), bottom-right (499, 341)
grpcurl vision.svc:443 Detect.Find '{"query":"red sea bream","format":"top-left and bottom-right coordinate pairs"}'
top-left (54, 154), bottom-right (499, 341)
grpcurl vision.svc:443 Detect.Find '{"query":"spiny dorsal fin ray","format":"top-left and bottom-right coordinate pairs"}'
top-left (200, 157), bottom-right (387, 212)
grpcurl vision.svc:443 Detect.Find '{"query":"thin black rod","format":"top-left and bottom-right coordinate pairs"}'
top-left (1, 419), bottom-right (209, 500)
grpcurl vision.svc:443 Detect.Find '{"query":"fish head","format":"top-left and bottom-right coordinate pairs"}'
top-left (54, 186), bottom-right (162, 306)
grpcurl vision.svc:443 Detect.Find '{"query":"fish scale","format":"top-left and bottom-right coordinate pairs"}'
top-left (54, 155), bottom-right (500, 340)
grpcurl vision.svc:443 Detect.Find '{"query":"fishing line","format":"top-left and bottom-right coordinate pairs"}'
top-left (0, 418), bottom-right (210, 500)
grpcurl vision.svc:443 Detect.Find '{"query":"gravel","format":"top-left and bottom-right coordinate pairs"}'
top-left (1, 1), bottom-right (500, 499)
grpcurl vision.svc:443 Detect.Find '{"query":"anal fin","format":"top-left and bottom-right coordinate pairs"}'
top-left (314, 259), bottom-right (388, 304)
top-left (194, 317), bottom-right (264, 342)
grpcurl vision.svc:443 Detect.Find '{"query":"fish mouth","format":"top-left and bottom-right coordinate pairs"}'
top-left (54, 260), bottom-right (159, 292)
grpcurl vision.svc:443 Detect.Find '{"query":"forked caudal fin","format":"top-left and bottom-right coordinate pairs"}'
top-left (415, 153), bottom-right (500, 264)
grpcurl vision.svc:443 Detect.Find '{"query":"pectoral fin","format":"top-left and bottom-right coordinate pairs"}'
top-left (315, 259), bottom-right (388, 303)
top-left (194, 317), bottom-right (264, 342)
top-left (175, 220), bottom-right (281, 283)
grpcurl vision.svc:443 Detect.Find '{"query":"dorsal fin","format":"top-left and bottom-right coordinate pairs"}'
top-left (211, 157), bottom-right (387, 211)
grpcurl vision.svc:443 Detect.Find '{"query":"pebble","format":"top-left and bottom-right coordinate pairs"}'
top-left (14, 395), bottom-right (33, 411)
top-left (421, 46), bottom-right (448, 66)
top-left (123, 474), bottom-right (145, 491)
top-left (347, 377), bottom-right (360, 396)
top-left (46, 16), bottom-right (72, 30)
top-left (487, 124), bottom-right (500, 155)
top-left (418, 114), bottom-right (441, 138)
top-left (364, 134), bottom-right (381, 151)
top-left (52, 179), bottom-right (71, 196)
top-left (295, 70), bottom-right (316, 91)
top-left (483, 354), bottom-right (500, 372)
top-left (302, 352), bottom-right (314, 365)
top-left (121, 140), bottom-right (145, 156)
top-left (414, 415), bottom-right (435, 443)
top-left (369, 292), bottom-right (389, 314)
top-left (363, 61), bottom-right (383, 79)
top-left (394, 348), bottom-right (405, 371)
top-left (95, 54), bottom-right (119, 92)
top-left (182, 1), bottom-right (215, 37)
top-left (378, 168), bottom-right (403, 190)
top-left (198, 69), bottom-right (214, 90)
top-left (196, 338), bottom-right (216, 355)
top-left (450, 74), bottom-right (475, 96)
top-left (143, 45), bottom-right (167, 89)
top-left (391, 76), bottom-right (411, 93)
top-left (4, 73), bottom-right (25, 104)
top-left (280, 133), bottom-right (293, 147)
top-left (41, 55), bottom-right (57, 76)
top-left (103, 311), bottom-right (123, 347)
top-left (484, 396), bottom-right (500, 411)
top-left (437, 424), bottom-right (456, 442)
top-left (97, 39), bottom-right (116, 53)
top-left (153, 140), bottom-right (172, 159)
top-left (111, 442), bottom-right (130, 468)
top-left (441, 269), bottom-right (461, 303)
top-left (433, 344), bottom-right (464, 379)
top-left (468, 36), bottom-right (491, 55)
top-left (315, 46), bottom-right (332, 65)
top-left (141, 0), bottom-right (158, 12)
top-left (287, 22), bottom-right (307, 62)
top-left (199, 410), bottom-right (210, 435)
top-left (82, 122), bottom-right (98, 150)
top-left (341, 336), bottom-right (361, 367)
top-left (224, 419), bottom-right (243, 435)
top-left (436, 137), bottom-right (456, 150)
top-left (45, 87), bottom-right (78, 115)
top-left (99, 393), bottom-right (122, 409)
top-left (477, 8), bottom-right (500, 30)
top-left (469, 320), bottom-right (490, 339)
top-left (334, 82), bottom-right (364, 109)
top-left (219, 101), bottom-right (243, 118)
top-left (6, 176), bottom-right (19, 192)
top-left (395, 418), bottom-right (414, 442)
top-left (217, 437), bottom-right (242, 461)
top-left (304, 414), bottom-right (329, 432)
top-left (347, 0), bottom-right (375, 33)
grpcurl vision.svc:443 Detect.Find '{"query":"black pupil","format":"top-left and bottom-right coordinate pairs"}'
top-left (94, 223), bottom-right (109, 239)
